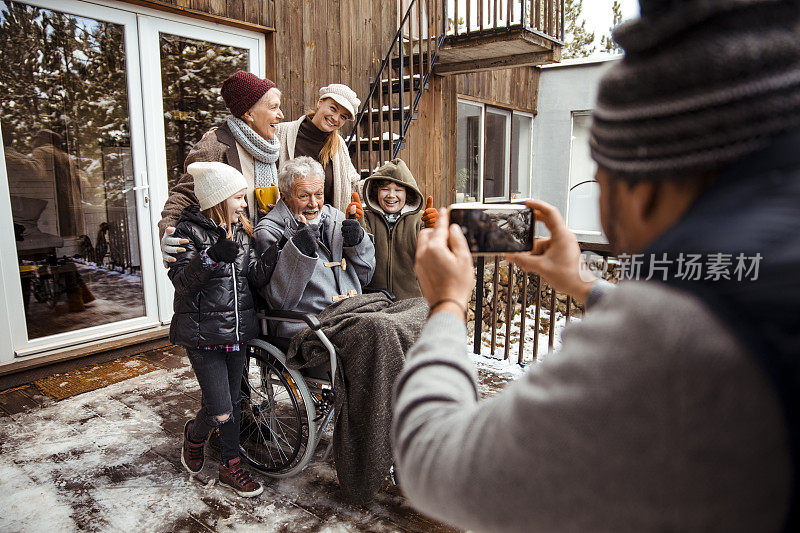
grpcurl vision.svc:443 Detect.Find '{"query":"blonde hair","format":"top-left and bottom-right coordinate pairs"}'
top-left (202, 199), bottom-right (254, 238)
top-left (307, 96), bottom-right (350, 167)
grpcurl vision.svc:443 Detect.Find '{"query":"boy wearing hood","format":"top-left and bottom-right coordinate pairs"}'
top-left (357, 159), bottom-right (437, 300)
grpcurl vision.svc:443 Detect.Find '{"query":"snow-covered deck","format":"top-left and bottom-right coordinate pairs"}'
top-left (0, 343), bottom-right (526, 532)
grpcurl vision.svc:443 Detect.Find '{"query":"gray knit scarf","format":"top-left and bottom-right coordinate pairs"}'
top-left (226, 116), bottom-right (280, 188)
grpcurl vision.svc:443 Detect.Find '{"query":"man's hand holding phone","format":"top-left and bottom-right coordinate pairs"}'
top-left (415, 208), bottom-right (475, 320)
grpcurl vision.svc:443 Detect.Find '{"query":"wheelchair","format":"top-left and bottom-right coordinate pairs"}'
top-left (238, 308), bottom-right (338, 478)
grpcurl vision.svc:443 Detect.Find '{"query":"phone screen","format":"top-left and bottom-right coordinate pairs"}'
top-left (449, 204), bottom-right (533, 254)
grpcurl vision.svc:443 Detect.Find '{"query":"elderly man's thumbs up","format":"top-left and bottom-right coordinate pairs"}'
top-left (346, 191), bottom-right (363, 221)
top-left (421, 196), bottom-right (438, 228)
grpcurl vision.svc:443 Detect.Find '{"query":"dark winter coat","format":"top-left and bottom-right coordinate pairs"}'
top-left (168, 205), bottom-right (268, 348)
top-left (361, 159), bottom-right (424, 300)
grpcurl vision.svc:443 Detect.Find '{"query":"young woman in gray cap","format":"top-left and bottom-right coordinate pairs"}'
top-left (275, 84), bottom-right (362, 214)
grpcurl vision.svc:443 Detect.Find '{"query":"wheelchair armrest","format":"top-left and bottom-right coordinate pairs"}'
top-left (258, 309), bottom-right (322, 331)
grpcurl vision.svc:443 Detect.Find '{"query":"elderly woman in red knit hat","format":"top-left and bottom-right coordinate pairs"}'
top-left (159, 70), bottom-right (284, 264)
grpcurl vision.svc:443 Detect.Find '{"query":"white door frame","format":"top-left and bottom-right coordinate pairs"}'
top-left (510, 109), bottom-right (534, 201)
top-left (456, 99), bottom-right (485, 203)
top-left (137, 14), bottom-right (264, 324)
top-left (484, 106), bottom-right (512, 203)
top-left (0, 0), bottom-right (159, 359)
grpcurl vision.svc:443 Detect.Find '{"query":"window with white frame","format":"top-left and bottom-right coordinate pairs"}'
top-left (566, 112), bottom-right (603, 236)
top-left (456, 99), bottom-right (533, 203)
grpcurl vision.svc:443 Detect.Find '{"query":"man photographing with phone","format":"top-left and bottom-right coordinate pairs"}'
top-left (391, 0), bottom-right (799, 531)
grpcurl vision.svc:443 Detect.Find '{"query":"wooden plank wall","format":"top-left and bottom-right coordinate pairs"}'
top-left (119, 0), bottom-right (275, 28)
top-left (272, 0), bottom-right (398, 122)
top-left (398, 75), bottom-right (457, 210)
top-left (455, 66), bottom-right (540, 112)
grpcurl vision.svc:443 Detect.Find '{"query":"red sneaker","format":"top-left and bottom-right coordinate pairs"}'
top-left (219, 457), bottom-right (263, 498)
top-left (181, 419), bottom-right (205, 474)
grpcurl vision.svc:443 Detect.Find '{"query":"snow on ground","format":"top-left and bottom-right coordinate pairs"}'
top-left (464, 306), bottom-right (577, 397)
top-left (0, 365), bottom-right (336, 532)
top-left (0, 306), bottom-right (573, 531)
top-left (0, 353), bottom-right (465, 532)
top-left (469, 305), bottom-right (578, 365)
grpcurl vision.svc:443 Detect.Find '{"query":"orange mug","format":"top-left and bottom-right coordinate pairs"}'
top-left (255, 185), bottom-right (279, 211)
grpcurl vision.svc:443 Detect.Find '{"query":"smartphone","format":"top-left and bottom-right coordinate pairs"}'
top-left (448, 203), bottom-right (534, 255)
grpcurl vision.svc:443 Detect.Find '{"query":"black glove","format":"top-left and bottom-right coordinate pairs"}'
top-left (260, 242), bottom-right (281, 284)
top-left (341, 219), bottom-right (364, 247)
top-left (207, 227), bottom-right (239, 263)
top-left (292, 222), bottom-right (318, 257)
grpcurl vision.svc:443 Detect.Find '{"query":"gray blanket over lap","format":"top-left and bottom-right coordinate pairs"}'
top-left (286, 292), bottom-right (428, 504)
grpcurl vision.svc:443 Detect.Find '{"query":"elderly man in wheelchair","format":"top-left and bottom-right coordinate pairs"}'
top-left (240, 156), bottom-right (427, 505)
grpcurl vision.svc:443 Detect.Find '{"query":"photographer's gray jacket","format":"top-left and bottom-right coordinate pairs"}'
top-left (254, 200), bottom-right (375, 338)
top-left (392, 285), bottom-right (790, 532)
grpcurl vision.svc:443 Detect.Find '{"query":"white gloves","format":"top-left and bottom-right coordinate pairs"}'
top-left (161, 226), bottom-right (188, 266)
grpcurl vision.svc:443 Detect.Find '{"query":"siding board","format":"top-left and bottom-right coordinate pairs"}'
top-left (274, 0), bottom-right (394, 120)
top-left (456, 66), bottom-right (540, 112)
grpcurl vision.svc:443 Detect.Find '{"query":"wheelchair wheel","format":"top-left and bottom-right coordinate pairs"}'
top-left (240, 340), bottom-right (317, 478)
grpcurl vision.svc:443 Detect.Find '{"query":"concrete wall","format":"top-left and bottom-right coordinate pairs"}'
top-left (532, 56), bottom-right (619, 244)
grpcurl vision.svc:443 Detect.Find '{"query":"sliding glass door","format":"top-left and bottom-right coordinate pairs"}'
top-left (0, 0), bottom-right (155, 356)
top-left (0, 0), bottom-right (264, 358)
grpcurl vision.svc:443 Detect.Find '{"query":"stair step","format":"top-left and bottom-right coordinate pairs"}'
top-left (360, 132), bottom-right (402, 142)
top-left (350, 135), bottom-right (405, 153)
top-left (390, 52), bottom-right (433, 71)
top-left (379, 74), bottom-right (424, 96)
top-left (359, 161), bottom-right (393, 176)
top-left (367, 105), bottom-right (411, 122)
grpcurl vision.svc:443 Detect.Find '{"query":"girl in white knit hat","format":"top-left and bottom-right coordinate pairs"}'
top-left (275, 83), bottom-right (364, 215)
top-left (167, 161), bottom-right (271, 498)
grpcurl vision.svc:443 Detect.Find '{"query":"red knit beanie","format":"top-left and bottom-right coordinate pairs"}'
top-left (221, 70), bottom-right (276, 118)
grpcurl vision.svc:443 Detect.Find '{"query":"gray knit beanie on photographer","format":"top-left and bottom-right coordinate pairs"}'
top-left (590, 0), bottom-right (800, 179)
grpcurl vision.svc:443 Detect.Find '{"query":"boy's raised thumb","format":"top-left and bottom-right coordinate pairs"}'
top-left (425, 196), bottom-right (434, 210)
top-left (351, 191), bottom-right (361, 204)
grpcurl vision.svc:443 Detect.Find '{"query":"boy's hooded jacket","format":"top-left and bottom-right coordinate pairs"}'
top-left (168, 204), bottom-right (269, 347)
top-left (361, 159), bottom-right (423, 300)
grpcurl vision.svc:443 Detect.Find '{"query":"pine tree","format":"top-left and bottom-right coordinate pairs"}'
top-left (563, 0), bottom-right (596, 59)
top-left (601, 1), bottom-right (624, 55)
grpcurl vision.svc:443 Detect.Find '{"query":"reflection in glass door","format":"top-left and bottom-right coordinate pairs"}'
top-left (159, 34), bottom-right (249, 190)
top-left (456, 101), bottom-right (483, 203)
top-left (137, 16), bottom-right (264, 324)
top-left (0, 0), bottom-right (147, 340)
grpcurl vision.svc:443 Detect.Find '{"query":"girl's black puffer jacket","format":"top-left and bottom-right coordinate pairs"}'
top-left (168, 205), bottom-right (268, 348)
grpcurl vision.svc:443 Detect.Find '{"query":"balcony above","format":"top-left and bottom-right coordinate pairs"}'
top-left (435, 0), bottom-right (564, 75)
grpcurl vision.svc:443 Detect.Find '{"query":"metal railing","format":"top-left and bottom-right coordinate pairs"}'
top-left (446, 0), bottom-right (565, 43)
top-left (470, 253), bottom-right (616, 365)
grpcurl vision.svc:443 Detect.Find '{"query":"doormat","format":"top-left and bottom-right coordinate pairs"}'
top-left (34, 357), bottom-right (159, 401)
